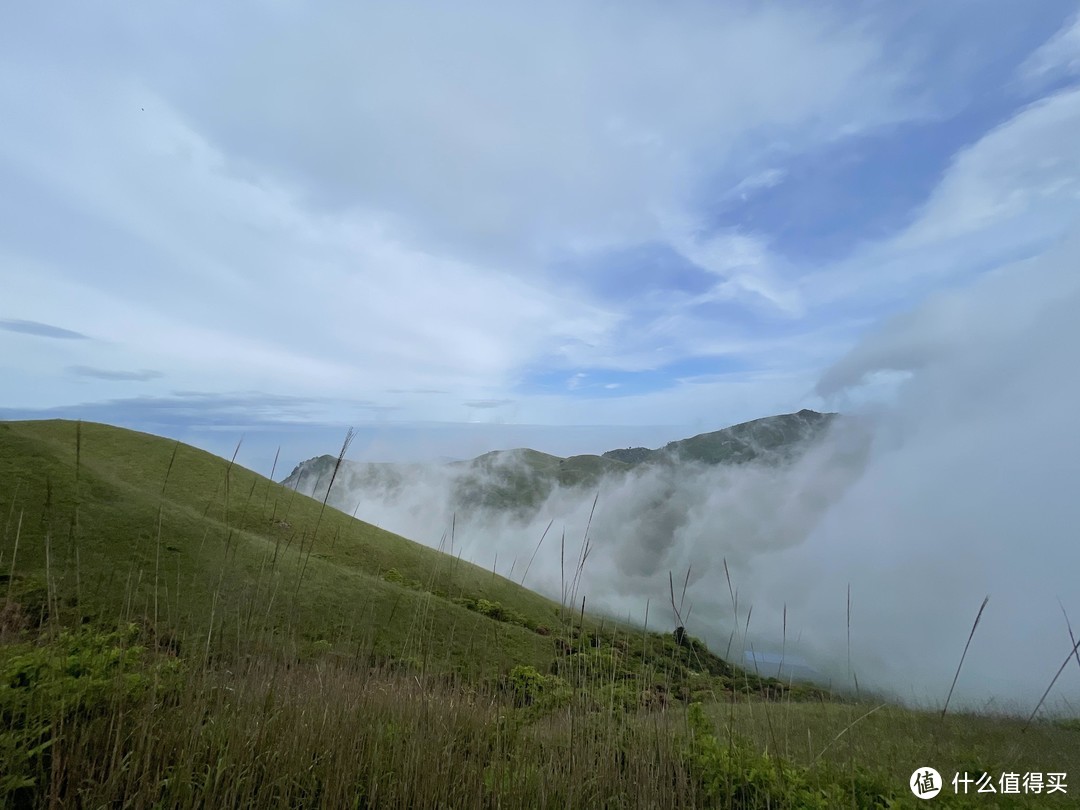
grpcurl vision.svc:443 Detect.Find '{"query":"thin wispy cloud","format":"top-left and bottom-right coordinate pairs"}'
top-left (1018, 9), bottom-right (1080, 88)
top-left (0, 319), bottom-right (89, 340)
top-left (464, 399), bottom-right (515, 410)
top-left (68, 365), bottom-right (162, 382)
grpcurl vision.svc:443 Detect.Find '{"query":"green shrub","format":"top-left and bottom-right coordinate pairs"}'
top-left (380, 568), bottom-right (422, 589)
top-left (506, 664), bottom-right (570, 711)
top-left (0, 624), bottom-right (182, 804)
top-left (684, 703), bottom-right (896, 809)
top-left (508, 664), bottom-right (545, 706)
top-left (476, 599), bottom-right (505, 622)
top-left (382, 568), bottom-right (406, 585)
top-left (305, 638), bottom-right (334, 657)
top-left (563, 647), bottom-right (636, 685)
top-left (456, 597), bottom-right (537, 631)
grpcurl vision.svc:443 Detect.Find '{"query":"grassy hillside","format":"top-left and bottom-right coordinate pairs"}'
top-left (0, 420), bottom-right (570, 674)
top-left (2, 419), bottom-right (1076, 808)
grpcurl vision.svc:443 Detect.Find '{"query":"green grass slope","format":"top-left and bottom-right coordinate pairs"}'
top-left (0, 420), bottom-right (571, 675)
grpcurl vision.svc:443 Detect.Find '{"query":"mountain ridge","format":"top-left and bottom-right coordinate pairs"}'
top-left (283, 409), bottom-right (839, 517)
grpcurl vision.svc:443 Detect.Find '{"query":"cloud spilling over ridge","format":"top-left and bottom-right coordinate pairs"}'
top-left (782, 231), bottom-right (1080, 711)
top-left (301, 231), bottom-right (1080, 712)
top-left (737, 231), bottom-right (1080, 711)
top-left (299, 421), bottom-right (874, 679)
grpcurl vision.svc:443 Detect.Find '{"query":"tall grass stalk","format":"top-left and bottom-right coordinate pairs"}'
top-left (941, 595), bottom-right (989, 719)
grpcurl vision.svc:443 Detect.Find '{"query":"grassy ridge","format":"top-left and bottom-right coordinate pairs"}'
top-left (283, 409), bottom-right (839, 517)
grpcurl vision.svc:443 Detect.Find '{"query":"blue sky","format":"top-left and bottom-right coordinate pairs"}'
top-left (3, 0), bottom-right (1080, 470)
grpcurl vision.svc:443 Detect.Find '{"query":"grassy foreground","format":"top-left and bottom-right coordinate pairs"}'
top-left (1, 420), bottom-right (1076, 807)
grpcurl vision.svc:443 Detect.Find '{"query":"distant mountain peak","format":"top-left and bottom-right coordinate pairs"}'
top-left (601, 446), bottom-right (654, 464)
top-left (603, 409), bottom-right (837, 467)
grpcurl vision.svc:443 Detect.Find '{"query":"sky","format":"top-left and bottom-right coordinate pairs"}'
top-left (3, 1), bottom-right (1080, 710)
top-left (1, 1), bottom-right (1078, 468)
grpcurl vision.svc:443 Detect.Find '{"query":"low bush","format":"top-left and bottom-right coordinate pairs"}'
top-left (0, 623), bottom-right (182, 804)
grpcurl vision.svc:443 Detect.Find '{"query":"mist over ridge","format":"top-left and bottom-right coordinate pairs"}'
top-left (284, 234), bottom-right (1080, 713)
top-left (284, 410), bottom-right (873, 687)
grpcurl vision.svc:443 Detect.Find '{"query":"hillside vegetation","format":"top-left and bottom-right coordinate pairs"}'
top-left (1, 419), bottom-right (1075, 808)
top-left (603, 409), bottom-right (837, 466)
top-left (0, 419), bottom-right (568, 674)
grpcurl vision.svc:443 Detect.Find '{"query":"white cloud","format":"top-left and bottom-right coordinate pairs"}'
top-left (807, 85), bottom-right (1080, 309)
top-left (0, 80), bottom-right (621, 407)
top-left (0, 1), bottom-right (922, 422)
top-left (666, 226), bottom-right (804, 316)
top-left (903, 90), bottom-right (1080, 247)
top-left (729, 168), bottom-right (788, 200)
top-left (1017, 9), bottom-right (1080, 88)
top-left (134, 1), bottom-right (914, 260)
top-left (777, 232), bottom-right (1080, 708)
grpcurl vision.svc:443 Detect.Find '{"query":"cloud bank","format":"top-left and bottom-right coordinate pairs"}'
top-left (304, 234), bottom-right (1080, 712)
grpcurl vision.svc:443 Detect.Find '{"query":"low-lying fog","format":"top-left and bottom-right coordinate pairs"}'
top-left (308, 237), bottom-right (1080, 714)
